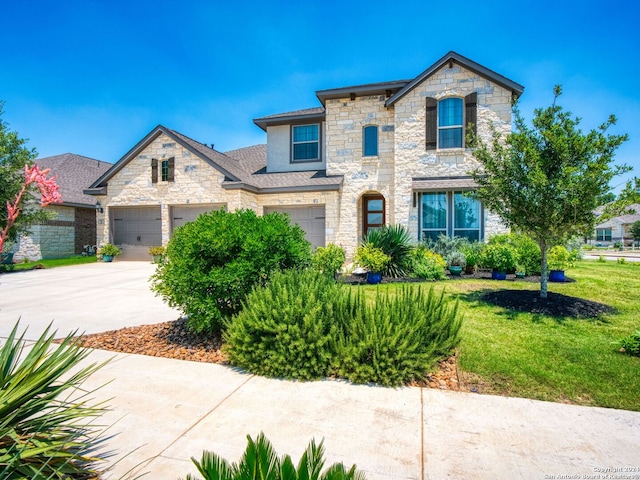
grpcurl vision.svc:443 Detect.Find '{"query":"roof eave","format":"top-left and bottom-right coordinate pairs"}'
top-left (316, 80), bottom-right (409, 106)
top-left (253, 112), bottom-right (326, 131)
top-left (222, 182), bottom-right (342, 194)
top-left (386, 51), bottom-right (525, 107)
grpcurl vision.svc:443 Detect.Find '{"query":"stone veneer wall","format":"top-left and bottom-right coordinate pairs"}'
top-left (96, 133), bottom-right (236, 247)
top-left (322, 63), bottom-right (512, 257)
top-left (12, 205), bottom-right (76, 261)
top-left (325, 94), bottom-right (396, 256)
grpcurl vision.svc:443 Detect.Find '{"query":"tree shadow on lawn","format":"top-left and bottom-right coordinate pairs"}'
top-left (457, 288), bottom-right (616, 323)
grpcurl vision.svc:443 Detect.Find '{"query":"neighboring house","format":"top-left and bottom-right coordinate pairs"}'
top-left (591, 204), bottom-right (640, 246)
top-left (12, 153), bottom-right (112, 261)
top-left (86, 51), bottom-right (524, 260)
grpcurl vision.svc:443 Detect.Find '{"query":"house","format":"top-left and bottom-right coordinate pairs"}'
top-left (86, 51), bottom-right (524, 260)
top-left (591, 204), bottom-right (640, 246)
top-left (12, 153), bottom-right (112, 261)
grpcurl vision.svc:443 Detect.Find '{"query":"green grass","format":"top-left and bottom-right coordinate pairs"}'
top-left (7, 255), bottom-right (98, 271)
top-left (351, 260), bottom-right (640, 411)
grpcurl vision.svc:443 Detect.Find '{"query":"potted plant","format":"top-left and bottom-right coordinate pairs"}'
top-left (354, 244), bottom-right (390, 284)
top-left (481, 243), bottom-right (517, 280)
top-left (446, 250), bottom-right (466, 276)
top-left (98, 243), bottom-right (121, 262)
top-left (148, 246), bottom-right (165, 264)
top-left (515, 263), bottom-right (526, 279)
top-left (548, 245), bottom-right (570, 282)
top-left (460, 242), bottom-right (484, 274)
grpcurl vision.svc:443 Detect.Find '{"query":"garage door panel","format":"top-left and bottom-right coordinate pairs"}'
top-left (171, 204), bottom-right (224, 232)
top-left (111, 207), bottom-right (162, 246)
top-left (264, 205), bottom-right (325, 249)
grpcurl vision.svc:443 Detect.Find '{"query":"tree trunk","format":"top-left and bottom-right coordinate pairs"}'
top-left (540, 242), bottom-right (548, 299)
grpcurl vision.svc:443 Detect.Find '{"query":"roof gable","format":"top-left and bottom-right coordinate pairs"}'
top-left (87, 125), bottom-right (249, 190)
top-left (386, 51), bottom-right (524, 107)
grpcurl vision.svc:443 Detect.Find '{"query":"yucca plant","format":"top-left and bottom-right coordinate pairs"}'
top-left (183, 432), bottom-right (365, 480)
top-left (362, 225), bottom-right (414, 278)
top-left (0, 321), bottom-right (109, 479)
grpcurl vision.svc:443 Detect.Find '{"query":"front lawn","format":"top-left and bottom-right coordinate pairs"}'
top-left (5, 255), bottom-right (98, 271)
top-left (359, 260), bottom-right (640, 411)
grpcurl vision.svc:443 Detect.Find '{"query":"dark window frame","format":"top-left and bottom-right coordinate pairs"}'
top-left (363, 125), bottom-right (379, 157)
top-left (419, 190), bottom-right (483, 242)
top-left (291, 124), bottom-right (322, 163)
top-left (363, 194), bottom-right (385, 236)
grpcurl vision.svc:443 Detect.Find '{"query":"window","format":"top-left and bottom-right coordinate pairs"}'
top-left (426, 93), bottom-right (477, 150)
top-left (292, 124), bottom-right (320, 162)
top-left (438, 98), bottom-right (463, 148)
top-left (363, 125), bottom-right (378, 157)
top-left (161, 160), bottom-right (170, 181)
top-left (151, 157), bottom-right (175, 183)
top-left (363, 194), bottom-right (385, 236)
top-left (596, 228), bottom-right (612, 242)
top-left (420, 191), bottom-right (482, 241)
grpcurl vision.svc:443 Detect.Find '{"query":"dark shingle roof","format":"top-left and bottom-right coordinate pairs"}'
top-left (36, 153), bottom-right (111, 206)
top-left (253, 107), bottom-right (325, 131)
top-left (225, 144), bottom-right (267, 174)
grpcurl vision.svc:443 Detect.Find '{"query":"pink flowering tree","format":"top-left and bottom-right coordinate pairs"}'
top-left (0, 164), bottom-right (61, 254)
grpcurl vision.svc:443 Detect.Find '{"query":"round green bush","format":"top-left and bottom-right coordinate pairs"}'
top-left (410, 246), bottom-right (447, 280)
top-left (224, 270), bottom-right (343, 380)
top-left (151, 209), bottom-right (312, 334)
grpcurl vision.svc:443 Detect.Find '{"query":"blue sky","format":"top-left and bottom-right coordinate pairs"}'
top-left (2, 0), bottom-right (639, 190)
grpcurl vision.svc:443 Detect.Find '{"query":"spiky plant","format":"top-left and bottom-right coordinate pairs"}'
top-left (184, 432), bottom-right (365, 480)
top-left (362, 224), bottom-right (414, 278)
top-left (0, 322), bottom-right (109, 479)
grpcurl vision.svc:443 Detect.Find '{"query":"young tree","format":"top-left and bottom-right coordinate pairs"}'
top-left (470, 86), bottom-right (629, 298)
top-left (630, 220), bottom-right (640, 245)
top-left (0, 101), bottom-right (51, 248)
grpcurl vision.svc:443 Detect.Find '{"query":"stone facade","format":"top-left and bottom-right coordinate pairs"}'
top-left (90, 52), bottom-right (521, 261)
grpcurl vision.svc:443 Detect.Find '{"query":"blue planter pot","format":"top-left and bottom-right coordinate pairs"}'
top-left (449, 266), bottom-right (463, 276)
top-left (549, 270), bottom-right (565, 282)
top-left (366, 272), bottom-right (382, 284)
top-left (102, 254), bottom-right (114, 263)
top-left (491, 270), bottom-right (507, 280)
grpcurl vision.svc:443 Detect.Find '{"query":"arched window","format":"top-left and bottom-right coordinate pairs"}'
top-left (363, 125), bottom-right (378, 157)
top-left (363, 194), bottom-right (385, 235)
top-left (438, 98), bottom-right (463, 148)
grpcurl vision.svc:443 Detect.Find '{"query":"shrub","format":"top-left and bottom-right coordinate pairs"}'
top-left (362, 224), bottom-right (414, 277)
top-left (333, 286), bottom-right (461, 387)
top-left (459, 241), bottom-right (484, 271)
top-left (617, 257), bottom-right (627, 265)
top-left (446, 250), bottom-right (466, 268)
top-left (148, 245), bottom-right (165, 256)
top-left (0, 322), bottom-right (108, 479)
top-left (616, 329), bottom-right (640, 357)
top-left (480, 243), bottom-right (518, 272)
top-left (224, 270), bottom-right (342, 380)
top-left (183, 432), bottom-right (365, 480)
top-left (312, 243), bottom-right (346, 279)
top-left (354, 244), bottom-right (390, 273)
top-left (488, 233), bottom-right (541, 274)
top-left (409, 245), bottom-right (447, 281)
top-left (548, 245), bottom-right (571, 271)
top-left (426, 234), bottom-right (469, 259)
top-left (151, 209), bottom-right (312, 334)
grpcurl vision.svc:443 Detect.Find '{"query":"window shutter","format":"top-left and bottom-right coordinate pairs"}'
top-left (151, 158), bottom-right (158, 183)
top-left (167, 157), bottom-right (175, 182)
top-left (465, 92), bottom-right (478, 144)
top-left (425, 97), bottom-right (437, 150)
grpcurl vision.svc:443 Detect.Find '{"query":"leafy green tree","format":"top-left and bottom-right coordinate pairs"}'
top-left (470, 86), bottom-right (629, 298)
top-left (0, 102), bottom-right (49, 248)
top-left (630, 220), bottom-right (640, 243)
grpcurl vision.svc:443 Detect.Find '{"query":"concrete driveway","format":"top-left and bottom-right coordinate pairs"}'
top-left (0, 261), bottom-right (180, 340)
top-left (1, 262), bottom-right (639, 479)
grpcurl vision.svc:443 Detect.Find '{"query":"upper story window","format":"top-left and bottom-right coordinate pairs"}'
top-left (438, 98), bottom-right (463, 148)
top-left (151, 157), bottom-right (175, 183)
top-left (363, 125), bottom-right (378, 157)
top-left (292, 124), bottom-right (320, 162)
top-left (426, 92), bottom-right (477, 150)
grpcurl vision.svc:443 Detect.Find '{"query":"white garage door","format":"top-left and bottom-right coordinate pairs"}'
top-left (263, 205), bottom-right (325, 249)
top-left (171, 204), bottom-right (225, 233)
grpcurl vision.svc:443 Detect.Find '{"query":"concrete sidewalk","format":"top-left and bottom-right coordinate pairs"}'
top-left (2, 262), bottom-right (639, 479)
top-left (82, 349), bottom-right (640, 480)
